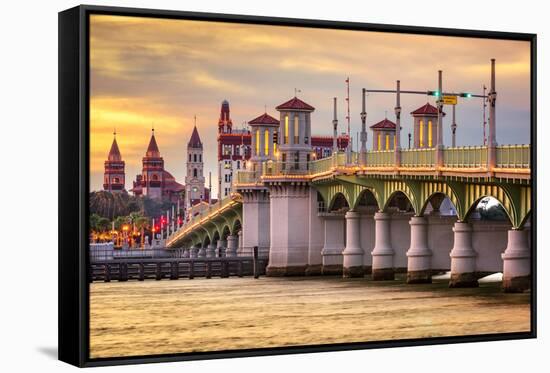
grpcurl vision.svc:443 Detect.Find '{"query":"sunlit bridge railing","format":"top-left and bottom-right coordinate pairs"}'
top-left (496, 145), bottom-right (530, 168)
top-left (443, 146), bottom-right (487, 168)
top-left (310, 156), bottom-right (334, 174)
top-left (366, 150), bottom-right (394, 167)
top-left (236, 170), bottom-right (259, 184)
top-left (400, 148), bottom-right (435, 167)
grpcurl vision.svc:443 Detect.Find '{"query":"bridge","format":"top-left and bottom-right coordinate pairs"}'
top-left (167, 59), bottom-right (532, 293)
top-left (167, 145), bottom-right (531, 291)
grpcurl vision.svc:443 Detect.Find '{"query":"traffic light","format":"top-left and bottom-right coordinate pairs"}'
top-left (459, 92), bottom-right (472, 98)
top-left (427, 90), bottom-right (441, 97)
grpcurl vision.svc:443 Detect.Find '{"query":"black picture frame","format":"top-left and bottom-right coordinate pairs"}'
top-left (58, 4), bottom-right (537, 367)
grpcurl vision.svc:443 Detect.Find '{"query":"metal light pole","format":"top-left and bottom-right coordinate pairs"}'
top-left (488, 59), bottom-right (497, 170)
top-left (451, 104), bottom-right (457, 147)
top-left (360, 88), bottom-right (367, 166)
top-left (394, 80), bottom-right (402, 166)
top-left (436, 70), bottom-right (444, 167)
top-left (332, 97), bottom-right (338, 166)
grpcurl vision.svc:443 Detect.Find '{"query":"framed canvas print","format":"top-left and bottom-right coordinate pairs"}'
top-left (58, 5), bottom-right (536, 367)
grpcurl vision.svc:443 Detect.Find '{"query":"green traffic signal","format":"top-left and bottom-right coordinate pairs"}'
top-left (427, 90), bottom-right (441, 97)
top-left (459, 92), bottom-right (472, 98)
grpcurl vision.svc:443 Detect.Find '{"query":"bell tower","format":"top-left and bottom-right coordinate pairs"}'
top-left (186, 123), bottom-right (205, 207)
top-left (141, 128), bottom-right (164, 199)
top-left (103, 130), bottom-right (125, 193)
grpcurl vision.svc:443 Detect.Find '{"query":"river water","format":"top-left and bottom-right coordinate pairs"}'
top-left (89, 275), bottom-right (530, 358)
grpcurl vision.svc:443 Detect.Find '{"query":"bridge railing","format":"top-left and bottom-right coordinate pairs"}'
top-left (496, 144), bottom-right (530, 168)
top-left (236, 169), bottom-right (259, 184)
top-left (310, 156), bottom-right (334, 174)
top-left (400, 148), bottom-right (435, 167)
top-left (179, 196), bottom-right (237, 232)
top-left (366, 150), bottom-right (394, 166)
top-left (233, 145), bottom-right (530, 183)
top-left (443, 146), bottom-right (487, 168)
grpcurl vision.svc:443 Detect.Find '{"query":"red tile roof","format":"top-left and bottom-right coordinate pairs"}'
top-left (370, 118), bottom-right (396, 130)
top-left (188, 126), bottom-right (203, 148)
top-left (411, 103), bottom-right (445, 116)
top-left (276, 97), bottom-right (315, 111)
top-left (248, 113), bottom-right (280, 126)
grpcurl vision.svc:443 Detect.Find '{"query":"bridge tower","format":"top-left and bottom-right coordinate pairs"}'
top-left (248, 112), bottom-right (280, 171)
top-left (262, 96), bottom-right (316, 276)
top-left (103, 130), bottom-right (125, 193)
top-left (275, 96), bottom-right (314, 171)
top-left (411, 103), bottom-right (444, 149)
top-left (234, 111), bottom-right (279, 258)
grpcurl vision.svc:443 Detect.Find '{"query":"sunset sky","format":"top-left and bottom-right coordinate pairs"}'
top-left (90, 15), bottom-right (530, 194)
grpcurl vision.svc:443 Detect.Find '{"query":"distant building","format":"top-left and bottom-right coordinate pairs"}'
top-left (103, 132), bottom-right (125, 193)
top-left (131, 129), bottom-right (185, 203)
top-left (217, 99), bottom-right (350, 199)
top-left (185, 125), bottom-right (212, 208)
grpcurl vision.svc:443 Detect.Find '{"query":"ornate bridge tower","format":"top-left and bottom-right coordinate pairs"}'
top-left (265, 96), bottom-right (316, 276)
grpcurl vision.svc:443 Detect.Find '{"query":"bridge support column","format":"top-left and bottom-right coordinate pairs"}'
top-left (371, 212), bottom-right (394, 280)
top-left (226, 235), bottom-right (238, 257)
top-left (217, 240), bottom-right (227, 257)
top-left (449, 222), bottom-right (478, 288)
top-left (206, 243), bottom-right (216, 258)
top-left (267, 183), bottom-right (309, 276)
top-left (502, 229), bottom-right (530, 292)
top-left (321, 215), bottom-right (345, 275)
top-left (406, 216), bottom-right (432, 283)
top-left (198, 245), bottom-right (206, 258)
top-left (343, 211), bottom-right (364, 278)
top-left (241, 189), bottom-right (270, 258)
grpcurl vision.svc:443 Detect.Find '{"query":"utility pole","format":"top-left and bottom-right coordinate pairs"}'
top-left (488, 59), bottom-right (497, 170)
top-left (208, 171), bottom-right (212, 206)
top-left (436, 70), bottom-right (444, 167)
top-left (483, 85), bottom-right (487, 146)
top-left (451, 104), bottom-right (457, 147)
top-left (345, 77), bottom-right (351, 163)
top-left (360, 88), bottom-right (367, 166)
top-left (332, 97), bottom-right (338, 167)
top-left (394, 80), bottom-right (402, 166)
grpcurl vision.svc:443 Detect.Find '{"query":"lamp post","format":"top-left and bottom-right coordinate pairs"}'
top-left (360, 88), bottom-right (367, 166)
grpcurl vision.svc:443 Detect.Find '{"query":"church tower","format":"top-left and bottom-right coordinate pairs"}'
top-left (142, 128), bottom-right (164, 199)
top-left (186, 125), bottom-right (205, 207)
top-left (103, 131), bottom-right (125, 193)
top-left (218, 99), bottom-right (233, 134)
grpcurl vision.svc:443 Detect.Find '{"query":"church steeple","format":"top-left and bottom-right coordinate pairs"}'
top-left (185, 121), bottom-right (205, 208)
top-left (103, 130), bottom-right (125, 193)
top-left (141, 127), bottom-right (164, 199)
top-left (108, 130), bottom-right (122, 162)
top-left (146, 127), bottom-right (161, 157)
top-left (188, 125), bottom-right (203, 149)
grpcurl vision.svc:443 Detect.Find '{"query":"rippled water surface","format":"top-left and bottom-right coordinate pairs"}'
top-left (90, 276), bottom-right (530, 358)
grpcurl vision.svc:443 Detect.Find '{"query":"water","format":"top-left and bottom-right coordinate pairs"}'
top-left (89, 275), bottom-right (530, 358)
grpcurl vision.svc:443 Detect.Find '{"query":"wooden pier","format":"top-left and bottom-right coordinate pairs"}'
top-left (89, 256), bottom-right (268, 282)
